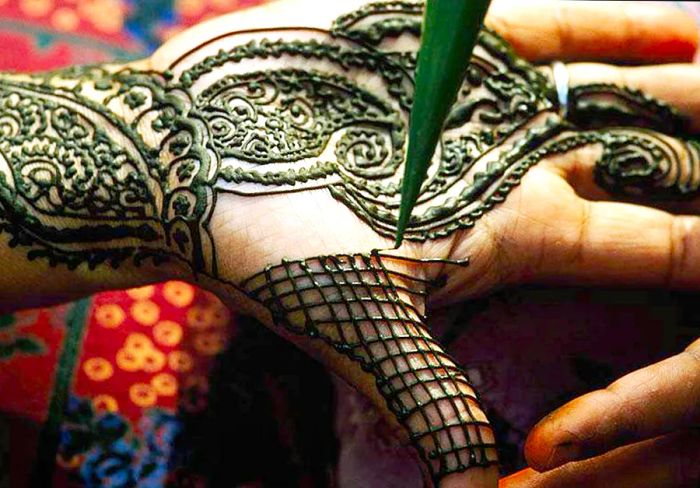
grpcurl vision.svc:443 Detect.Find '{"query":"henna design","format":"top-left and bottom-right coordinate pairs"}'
top-left (567, 83), bottom-right (689, 134)
top-left (0, 3), bottom-right (694, 274)
top-left (564, 84), bottom-right (700, 199)
top-left (241, 251), bottom-right (497, 479)
top-left (0, 1), bottom-right (699, 483)
top-left (0, 66), bottom-right (214, 270)
top-left (176, 25), bottom-right (554, 241)
top-left (594, 129), bottom-right (700, 200)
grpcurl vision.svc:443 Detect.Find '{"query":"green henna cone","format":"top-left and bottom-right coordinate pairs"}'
top-left (396, 0), bottom-right (491, 247)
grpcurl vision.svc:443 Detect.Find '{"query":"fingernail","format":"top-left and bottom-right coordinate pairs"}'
top-left (545, 442), bottom-right (580, 469)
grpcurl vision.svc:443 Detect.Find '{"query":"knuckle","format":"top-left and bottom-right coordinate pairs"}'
top-left (685, 338), bottom-right (700, 359)
top-left (552, 3), bottom-right (571, 55)
top-left (601, 386), bottom-right (643, 446)
top-left (666, 216), bottom-right (697, 288)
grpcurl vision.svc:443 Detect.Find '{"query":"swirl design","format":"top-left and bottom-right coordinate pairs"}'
top-left (197, 69), bottom-right (398, 164)
top-left (179, 23), bottom-right (552, 241)
top-left (596, 130), bottom-right (700, 199)
top-left (0, 95), bottom-right (151, 218)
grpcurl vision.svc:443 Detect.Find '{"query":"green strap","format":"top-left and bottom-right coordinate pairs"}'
top-left (31, 298), bottom-right (92, 488)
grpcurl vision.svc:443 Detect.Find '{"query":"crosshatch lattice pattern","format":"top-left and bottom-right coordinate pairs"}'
top-left (242, 251), bottom-right (498, 480)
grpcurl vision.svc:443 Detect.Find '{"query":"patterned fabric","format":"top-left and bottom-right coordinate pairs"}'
top-left (0, 0), bottom-right (263, 71)
top-left (0, 2), bottom-right (698, 488)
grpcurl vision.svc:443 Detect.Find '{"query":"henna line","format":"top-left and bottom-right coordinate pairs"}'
top-left (374, 256), bottom-right (480, 473)
top-left (168, 26), bottom-right (335, 71)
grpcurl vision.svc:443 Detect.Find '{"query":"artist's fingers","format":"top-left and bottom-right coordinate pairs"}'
top-left (523, 337), bottom-right (700, 472)
top-left (442, 468), bottom-right (500, 488)
top-left (486, 1), bottom-right (697, 63)
top-left (564, 63), bottom-right (700, 130)
top-left (500, 429), bottom-right (700, 488)
top-left (439, 159), bottom-right (700, 300)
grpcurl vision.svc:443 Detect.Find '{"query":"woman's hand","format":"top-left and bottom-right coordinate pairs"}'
top-left (1, 1), bottom-right (700, 487)
top-left (501, 336), bottom-right (700, 488)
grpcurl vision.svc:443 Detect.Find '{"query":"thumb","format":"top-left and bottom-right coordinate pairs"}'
top-left (237, 251), bottom-right (499, 487)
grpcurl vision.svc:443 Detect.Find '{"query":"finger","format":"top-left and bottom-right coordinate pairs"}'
top-left (534, 191), bottom-right (700, 289)
top-left (502, 429), bottom-right (700, 488)
top-left (445, 156), bottom-right (700, 296)
top-left (539, 126), bottom-right (700, 218)
top-left (523, 337), bottom-right (700, 471)
top-left (486, 1), bottom-right (698, 63)
top-left (512, 136), bottom-right (700, 290)
top-left (237, 254), bottom-right (499, 487)
top-left (564, 63), bottom-right (700, 130)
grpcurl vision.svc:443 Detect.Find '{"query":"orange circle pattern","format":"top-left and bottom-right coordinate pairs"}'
top-left (206, 301), bottom-right (230, 328)
top-left (129, 383), bottom-right (157, 408)
top-left (81, 281), bottom-right (236, 410)
top-left (168, 350), bottom-right (194, 372)
top-left (141, 349), bottom-right (166, 373)
top-left (153, 320), bottom-right (183, 347)
top-left (83, 357), bottom-right (114, 382)
top-left (193, 331), bottom-right (227, 356)
top-left (130, 300), bottom-right (160, 326)
top-left (151, 373), bottom-right (178, 396)
top-left (126, 285), bottom-right (155, 300)
top-left (186, 305), bottom-right (210, 329)
top-left (163, 281), bottom-right (195, 308)
top-left (116, 348), bottom-right (143, 372)
top-left (92, 394), bottom-right (119, 413)
top-left (94, 303), bottom-right (125, 329)
top-left (125, 333), bottom-right (152, 353)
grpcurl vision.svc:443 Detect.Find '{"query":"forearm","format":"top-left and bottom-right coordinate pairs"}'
top-left (0, 66), bottom-right (186, 311)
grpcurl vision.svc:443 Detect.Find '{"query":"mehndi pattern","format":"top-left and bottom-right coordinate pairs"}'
top-left (0, 1), bottom-right (698, 483)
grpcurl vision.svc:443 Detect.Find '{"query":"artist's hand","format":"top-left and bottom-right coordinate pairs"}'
top-left (433, 0), bottom-right (700, 302)
top-left (500, 336), bottom-right (700, 488)
top-left (483, 4), bottom-right (700, 488)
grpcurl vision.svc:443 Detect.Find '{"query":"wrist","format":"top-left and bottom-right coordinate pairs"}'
top-left (0, 65), bottom-right (201, 309)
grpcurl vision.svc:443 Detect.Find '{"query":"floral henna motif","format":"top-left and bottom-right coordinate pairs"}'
top-left (564, 84), bottom-right (700, 199)
top-left (0, 0), bottom-right (699, 483)
top-left (175, 20), bottom-right (556, 241)
top-left (0, 66), bottom-right (214, 270)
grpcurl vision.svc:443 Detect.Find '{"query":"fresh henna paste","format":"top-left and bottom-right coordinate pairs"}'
top-left (0, 1), bottom-right (697, 483)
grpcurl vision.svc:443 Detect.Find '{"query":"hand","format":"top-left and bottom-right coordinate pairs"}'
top-left (501, 336), bottom-right (700, 488)
top-left (152, 2), bottom-right (700, 486)
top-left (1, 1), bottom-right (699, 487)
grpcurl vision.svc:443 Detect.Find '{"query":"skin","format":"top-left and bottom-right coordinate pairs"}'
top-left (1, 1), bottom-right (700, 487)
top-left (501, 337), bottom-right (700, 488)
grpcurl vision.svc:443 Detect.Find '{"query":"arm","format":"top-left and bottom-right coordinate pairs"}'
top-left (0, 64), bottom-right (183, 310)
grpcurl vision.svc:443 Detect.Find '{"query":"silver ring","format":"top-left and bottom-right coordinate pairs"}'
top-left (551, 61), bottom-right (569, 118)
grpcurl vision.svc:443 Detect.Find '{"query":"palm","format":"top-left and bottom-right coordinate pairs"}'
top-left (162, 6), bottom-right (561, 283)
